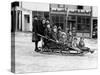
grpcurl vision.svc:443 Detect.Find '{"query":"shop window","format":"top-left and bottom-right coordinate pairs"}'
top-left (68, 16), bottom-right (76, 20)
top-left (77, 16), bottom-right (81, 23)
top-left (77, 16), bottom-right (90, 32)
top-left (77, 24), bottom-right (81, 30)
top-left (56, 16), bottom-right (59, 22)
top-left (44, 12), bottom-right (49, 19)
top-left (86, 17), bottom-right (90, 24)
top-left (51, 14), bottom-right (65, 30)
top-left (32, 11), bottom-right (38, 18)
top-left (59, 23), bottom-right (64, 29)
top-left (82, 17), bottom-right (85, 24)
top-left (60, 16), bottom-right (64, 22)
top-left (71, 16), bottom-right (76, 20)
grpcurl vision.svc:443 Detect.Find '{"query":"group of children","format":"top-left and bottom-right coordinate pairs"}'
top-left (42, 20), bottom-right (94, 53)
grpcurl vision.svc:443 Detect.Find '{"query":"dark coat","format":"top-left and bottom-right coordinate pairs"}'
top-left (32, 20), bottom-right (42, 34)
top-left (32, 19), bottom-right (44, 42)
top-left (78, 40), bottom-right (85, 48)
top-left (51, 31), bottom-right (58, 41)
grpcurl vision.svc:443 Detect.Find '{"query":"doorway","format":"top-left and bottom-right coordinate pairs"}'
top-left (24, 15), bottom-right (30, 31)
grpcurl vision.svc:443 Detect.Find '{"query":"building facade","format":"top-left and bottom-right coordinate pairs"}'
top-left (11, 1), bottom-right (98, 38)
top-left (49, 4), bottom-right (93, 38)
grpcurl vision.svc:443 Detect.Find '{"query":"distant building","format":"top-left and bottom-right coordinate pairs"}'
top-left (11, 1), bottom-right (98, 38)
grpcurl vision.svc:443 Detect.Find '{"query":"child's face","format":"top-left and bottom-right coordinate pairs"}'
top-left (74, 39), bottom-right (77, 42)
top-left (42, 20), bottom-right (46, 24)
top-left (53, 28), bottom-right (57, 32)
top-left (46, 21), bottom-right (49, 24)
top-left (47, 24), bottom-right (50, 28)
top-left (69, 31), bottom-right (72, 35)
top-left (34, 17), bottom-right (38, 20)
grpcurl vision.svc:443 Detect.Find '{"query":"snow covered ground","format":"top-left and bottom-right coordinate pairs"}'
top-left (12, 32), bottom-right (98, 73)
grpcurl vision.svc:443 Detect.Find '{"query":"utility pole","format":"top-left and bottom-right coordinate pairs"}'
top-left (65, 7), bottom-right (68, 33)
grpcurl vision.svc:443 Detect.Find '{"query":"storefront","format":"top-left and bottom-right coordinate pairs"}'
top-left (50, 4), bottom-right (67, 31)
top-left (67, 9), bottom-right (92, 38)
top-left (32, 11), bottom-right (49, 20)
top-left (11, 2), bottom-right (97, 38)
top-left (50, 4), bottom-right (92, 38)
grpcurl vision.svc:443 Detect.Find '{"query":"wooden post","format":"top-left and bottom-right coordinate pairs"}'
top-left (65, 8), bottom-right (68, 33)
top-left (15, 9), bottom-right (18, 31)
top-left (49, 4), bottom-right (52, 26)
top-left (90, 6), bottom-right (93, 38)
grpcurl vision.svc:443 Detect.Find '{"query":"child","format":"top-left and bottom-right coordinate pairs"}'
top-left (51, 25), bottom-right (58, 42)
top-left (78, 37), bottom-right (94, 53)
top-left (67, 30), bottom-right (73, 47)
top-left (78, 37), bottom-right (85, 48)
top-left (71, 37), bottom-right (82, 53)
top-left (43, 22), bottom-right (52, 48)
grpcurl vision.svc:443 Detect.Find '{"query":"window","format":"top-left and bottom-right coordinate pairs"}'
top-left (60, 16), bottom-right (64, 22)
top-left (44, 12), bottom-right (49, 19)
top-left (51, 14), bottom-right (65, 30)
top-left (86, 18), bottom-right (90, 24)
top-left (82, 17), bottom-right (85, 24)
top-left (77, 16), bottom-right (81, 23)
top-left (68, 16), bottom-right (76, 20)
top-left (77, 16), bottom-right (90, 32)
top-left (56, 16), bottom-right (59, 22)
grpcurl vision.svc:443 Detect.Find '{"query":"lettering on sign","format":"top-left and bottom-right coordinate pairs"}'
top-left (68, 9), bottom-right (91, 15)
top-left (51, 8), bottom-right (66, 12)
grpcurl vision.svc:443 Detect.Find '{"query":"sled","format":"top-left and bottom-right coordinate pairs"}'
top-left (37, 34), bottom-right (94, 55)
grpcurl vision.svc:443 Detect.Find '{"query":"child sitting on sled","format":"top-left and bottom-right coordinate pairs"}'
top-left (71, 37), bottom-right (82, 53)
top-left (43, 22), bottom-right (52, 48)
top-left (78, 37), bottom-right (94, 53)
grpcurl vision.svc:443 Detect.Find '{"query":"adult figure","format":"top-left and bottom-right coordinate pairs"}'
top-left (32, 16), bottom-right (43, 52)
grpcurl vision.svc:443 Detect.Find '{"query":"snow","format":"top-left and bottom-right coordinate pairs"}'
top-left (11, 32), bottom-right (98, 73)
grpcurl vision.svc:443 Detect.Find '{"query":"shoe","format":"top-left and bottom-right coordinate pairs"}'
top-left (90, 50), bottom-right (94, 54)
top-left (80, 51), bottom-right (84, 54)
top-left (35, 49), bottom-right (41, 52)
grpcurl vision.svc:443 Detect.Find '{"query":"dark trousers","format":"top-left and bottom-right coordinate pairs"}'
top-left (35, 41), bottom-right (38, 50)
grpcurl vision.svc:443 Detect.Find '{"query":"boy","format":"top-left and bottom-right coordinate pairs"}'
top-left (78, 37), bottom-right (94, 53)
top-left (72, 37), bottom-right (82, 53)
top-left (43, 21), bottom-right (52, 48)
